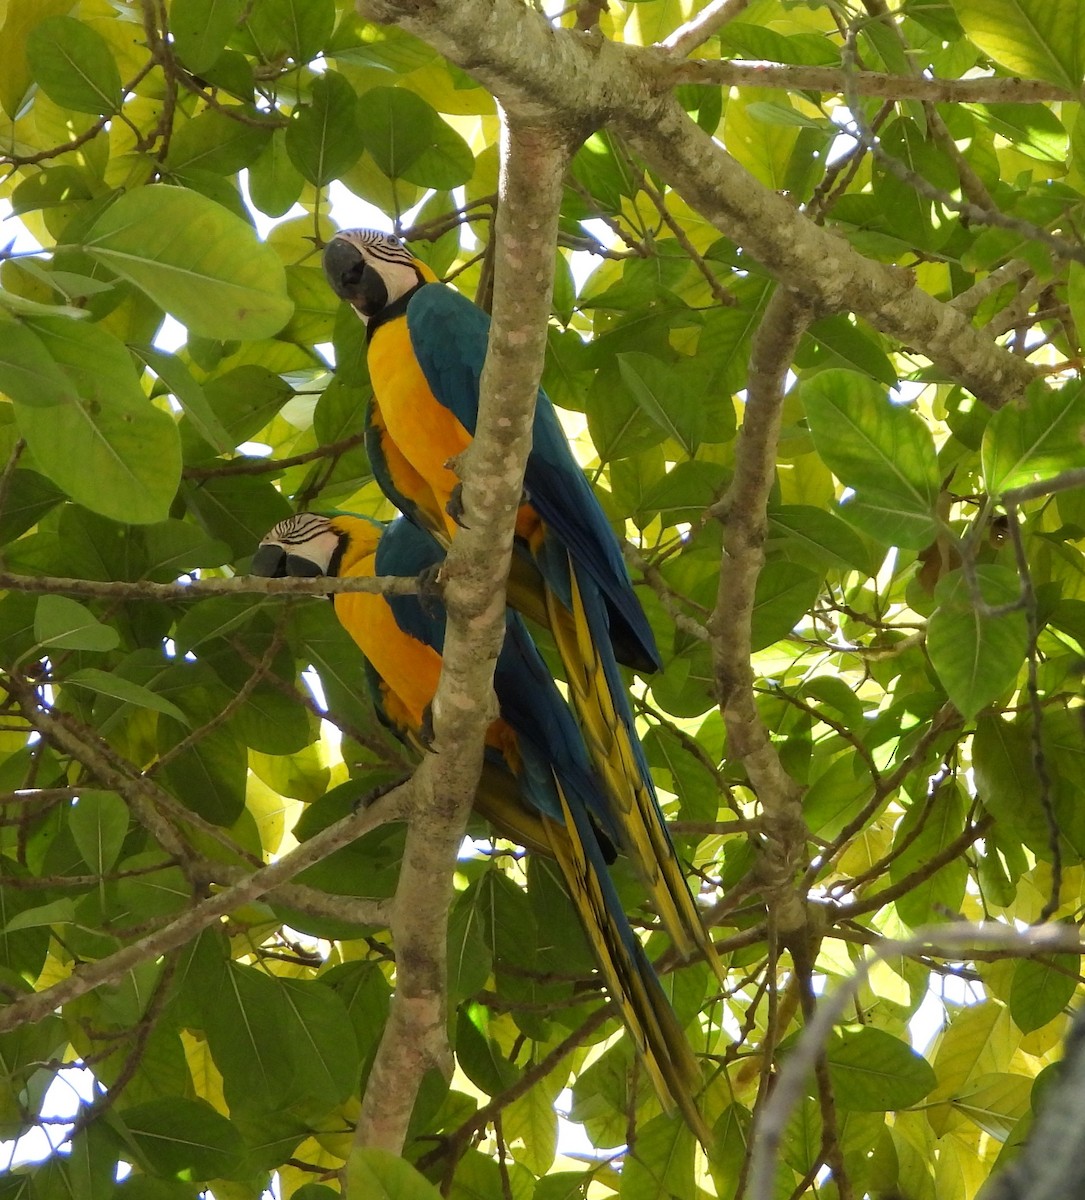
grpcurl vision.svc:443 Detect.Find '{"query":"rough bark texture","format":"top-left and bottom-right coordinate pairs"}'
top-left (349, 114), bottom-right (572, 1158)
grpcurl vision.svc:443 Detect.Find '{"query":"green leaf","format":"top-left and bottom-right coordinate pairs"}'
top-left (927, 567), bottom-right (1029, 720)
top-left (64, 668), bottom-right (191, 725)
top-left (504, 1082), bottom-right (558, 1176)
top-left (200, 962), bottom-right (296, 1114)
top-left (620, 1113), bottom-right (696, 1199)
top-left (82, 186), bottom-right (293, 340)
top-left (751, 561), bottom-right (820, 652)
top-left (14, 318), bottom-right (181, 525)
top-left (803, 369), bottom-right (940, 549)
top-left (286, 71), bottom-right (365, 186)
top-left (169, 0), bottom-right (244, 73)
top-left (26, 16), bottom-right (122, 115)
top-left (637, 461), bottom-right (729, 530)
top-left (0, 469), bottom-right (65, 548)
top-left (345, 1148), bottom-right (444, 1200)
top-left (182, 472), bottom-right (292, 557)
top-left (70, 790), bottom-right (129, 875)
top-left (448, 881), bottom-right (493, 1003)
top-left (803, 756), bottom-right (871, 841)
top-left (240, 0), bottom-right (335, 64)
top-left (1010, 950), bottom-right (1078, 1032)
top-left (0, 318), bottom-right (83, 409)
top-left (173, 595), bottom-right (261, 654)
top-left (617, 352), bottom-right (734, 457)
top-left (744, 101), bottom-right (835, 131)
top-left (456, 1005), bottom-right (519, 1096)
top-left (3, 898), bottom-right (76, 934)
top-left (165, 107), bottom-right (271, 176)
top-left (278, 979), bottom-right (362, 1105)
top-left (951, 0), bottom-right (1085, 88)
top-left (248, 127), bottom-right (304, 218)
top-left (0, 287), bottom-right (90, 321)
top-left (34, 595), bottom-right (119, 652)
top-left (889, 783), bottom-right (969, 929)
top-left (159, 723), bottom-right (247, 825)
top-left (356, 86), bottom-right (473, 188)
top-left (973, 714), bottom-right (1051, 851)
top-left (838, 489), bottom-right (941, 550)
top-left (797, 315), bottom-right (898, 387)
top-left (768, 505), bottom-right (875, 573)
top-left (121, 1097), bottom-right (243, 1181)
top-left (983, 379), bottom-right (1085, 496)
top-left (826, 1027), bottom-right (936, 1111)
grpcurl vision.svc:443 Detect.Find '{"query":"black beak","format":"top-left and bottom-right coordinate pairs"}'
top-left (251, 544), bottom-right (287, 577)
top-left (322, 238), bottom-right (387, 316)
top-left (251, 546), bottom-right (327, 579)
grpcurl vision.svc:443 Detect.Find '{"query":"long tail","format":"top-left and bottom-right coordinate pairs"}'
top-left (538, 554), bottom-right (723, 984)
top-left (545, 776), bottom-right (712, 1147)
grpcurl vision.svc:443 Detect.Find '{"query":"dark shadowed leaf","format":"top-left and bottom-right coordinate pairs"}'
top-left (287, 71), bottom-right (365, 186)
top-left (120, 1097), bottom-right (243, 1181)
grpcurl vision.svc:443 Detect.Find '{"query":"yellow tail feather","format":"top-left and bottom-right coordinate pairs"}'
top-left (545, 781), bottom-right (712, 1148)
top-left (542, 562), bottom-right (725, 986)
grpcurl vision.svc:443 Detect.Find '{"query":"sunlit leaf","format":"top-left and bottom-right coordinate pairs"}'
top-left (14, 317), bottom-right (181, 525)
top-left (951, 0), bottom-right (1085, 88)
top-left (26, 16), bottom-right (121, 115)
top-left (82, 186), bottom-right (293, 340)
top-left (982, 378), bottom-right (1085, 495)
top-left (827, 1027), bottom-right (936, 1110)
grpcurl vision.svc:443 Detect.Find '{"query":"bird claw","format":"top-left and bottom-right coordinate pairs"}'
top-left (416, 563), bottom-right (443, 616)
top-left (417, 706), bottom-right (437, 752)
top-left (446, 484), bottom-right (470, 530)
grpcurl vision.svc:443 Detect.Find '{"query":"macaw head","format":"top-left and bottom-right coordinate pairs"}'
top-left (322, 229), bottom-right (438, 323)
top-left (252, 512), bottom-right (383, 580)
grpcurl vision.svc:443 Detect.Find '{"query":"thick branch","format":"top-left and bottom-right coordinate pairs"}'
top-left (618, 101), bottom-right (1036, 408)
top-left (357, 0), bottom-right (1037, 409)
top-left (664, 62), bottom-right (1075, 104)
top-left (349, 115), bottom-right (572, 1158)
top-left (708, 290), bottom-right (812, 935)
top-left (0, 570), bottom-right (421, 602)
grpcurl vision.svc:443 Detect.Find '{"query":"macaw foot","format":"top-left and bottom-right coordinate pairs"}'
top-left (417, 704), bottom-right (437, 752)
top-left (446, 483), bottom-right (470, 530)
top-left (416, 563), bottom-right (443, 617)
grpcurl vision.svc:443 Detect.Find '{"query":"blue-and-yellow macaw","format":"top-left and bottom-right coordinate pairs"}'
top-left (252, 512), bottom-right (710, 1143)
top-left (321, 230), bottom-right (721, 981)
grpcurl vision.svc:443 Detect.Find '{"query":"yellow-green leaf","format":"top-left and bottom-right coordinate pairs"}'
top-left (81, 186), bottom-right (293, 341)
top-left (951, 0), bottom-right (1085, 88)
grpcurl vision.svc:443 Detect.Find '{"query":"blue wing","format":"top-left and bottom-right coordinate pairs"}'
top-left (405, 285), bottom-right (661, 674)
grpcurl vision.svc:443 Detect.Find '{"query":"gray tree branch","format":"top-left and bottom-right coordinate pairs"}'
top-left (357, 0), bottom-right (1038, 409)
top-left (348, 113), bottom-right (573, 1159)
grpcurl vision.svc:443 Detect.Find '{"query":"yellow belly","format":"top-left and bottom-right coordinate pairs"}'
top-left (368, 323), bottom-right (471, 540)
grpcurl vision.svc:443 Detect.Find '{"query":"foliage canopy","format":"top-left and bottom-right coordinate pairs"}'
top-left (0, 0), bottom-right (1084, 1196)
